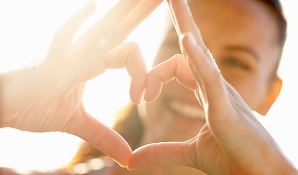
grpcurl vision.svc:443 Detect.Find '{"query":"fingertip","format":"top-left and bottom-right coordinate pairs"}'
top-left (144, 90), bottom-right (158, 103)
top-left (129, 71), bottom-right (147, 104)
top-left (130, 90), bottom-right (144, 104)
top-left (104, 135), bottom-right (132, 168)
top-left (129, 77), bottom-right (145, 104)
top-left (180, 32), bottom-right (197, 50)
top-left (127, 159), bottom-right (136, 170)
top-left (143, 76), bottom-right (162, 103)
top-left (126, 154), bottom-right (134, 170)
top-left (115, 151), bottom-right (132, 168)
top-left (127, 147), bottom-right (147, 170)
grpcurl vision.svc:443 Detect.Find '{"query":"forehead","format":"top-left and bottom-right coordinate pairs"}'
top-left (184, 0), bottom-right (280, 68)
top-left (188, 0), bottom-right (275, 21)
top-left (187, 0), bottom-right (278, 43)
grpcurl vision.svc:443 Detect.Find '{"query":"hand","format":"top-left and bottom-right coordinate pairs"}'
top-left (128, 0), bottom-right (298, 174)
top-left (1, 0), bottom-right (162, 167)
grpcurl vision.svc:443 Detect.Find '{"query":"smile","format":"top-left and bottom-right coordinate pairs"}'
top-left (168, 99), bottom-right (205, 121)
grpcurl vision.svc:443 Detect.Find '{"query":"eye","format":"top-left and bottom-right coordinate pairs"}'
top-left (223, 57), bottom-right (250, 71)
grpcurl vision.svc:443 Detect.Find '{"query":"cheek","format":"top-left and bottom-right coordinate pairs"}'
top-left (227, 77), bottom-right (267, 110)
top-left (219, 59), bottom-right (271, 110)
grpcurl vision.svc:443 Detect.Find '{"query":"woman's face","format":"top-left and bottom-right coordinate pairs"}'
top-left (138, 0), bottom-right (281, 143)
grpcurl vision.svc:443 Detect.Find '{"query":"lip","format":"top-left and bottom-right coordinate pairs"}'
top-left (165, 96), bottom-right (206, 122)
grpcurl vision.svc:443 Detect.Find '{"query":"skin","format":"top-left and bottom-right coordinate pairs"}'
top-left (1, 0), bottom-right (297, 174)
top-left (0, 0), bottom-right (163, 168)
top-left (125, 0), bottom-right (294, 174)
top-left (141, 0), bottom-right (281, 144)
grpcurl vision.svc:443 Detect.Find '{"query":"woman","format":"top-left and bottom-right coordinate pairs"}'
top-left (1, 0), bottom-right (296, 174)
top-left (64, 0), bottom-right (296, 174)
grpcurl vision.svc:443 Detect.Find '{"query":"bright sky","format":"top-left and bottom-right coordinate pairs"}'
top-left (0, 0), bottom-right (297, 172)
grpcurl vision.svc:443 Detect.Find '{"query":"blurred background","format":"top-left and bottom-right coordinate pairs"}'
top-left (0, 0), bottom-right (297, 172)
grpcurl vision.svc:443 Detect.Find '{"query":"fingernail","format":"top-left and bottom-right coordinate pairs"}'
top-left (179, 32), bottom-right (197, 57)
top-left (185, 32), bottom-right (197, 47)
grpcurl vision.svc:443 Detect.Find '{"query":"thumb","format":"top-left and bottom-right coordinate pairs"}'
top-left (128, 137), bottom-right (198, 169)
top-left (69, 114), bottom-right (132, 167)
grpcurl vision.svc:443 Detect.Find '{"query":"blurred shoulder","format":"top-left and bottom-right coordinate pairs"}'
top-left (0, 157), bottom-right (117, 175)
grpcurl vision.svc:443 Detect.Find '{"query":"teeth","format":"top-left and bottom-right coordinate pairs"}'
top-left (169, 100), bottom-right (205, 120)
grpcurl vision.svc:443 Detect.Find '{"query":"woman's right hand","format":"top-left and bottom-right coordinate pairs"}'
top-left (1, 0), bottom-right (163, 167)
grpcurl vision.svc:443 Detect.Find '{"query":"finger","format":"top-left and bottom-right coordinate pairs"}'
top-left (128, 137), bottom-right (198, 169)
top-left (47, 0), bottom-right (96, 56)
top-left (167, 0), bottom-right (204, 46)
top-left (181, 32), bottom-right (225, 110)
top-left (78, 0), bottom-right (138, 44)
top-left (77, 0), bottom-right (163, 53)
top-left (102, 0), bottom-right (164, 52)
top-left (69, 114), bottom-right (132, 168)
top-left (103, 42), bottom-right (148, 104)
top-left (144, 54), bottom-right (197, 102)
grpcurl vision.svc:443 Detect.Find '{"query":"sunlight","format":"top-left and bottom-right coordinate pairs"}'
top-left (0, 0), bottom-right (167, 171)
top-left (0, 128), bottom-right (80, 170)
top-left (1, 0), bottom-right (298, 172)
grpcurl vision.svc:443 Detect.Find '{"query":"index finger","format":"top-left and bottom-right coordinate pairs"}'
top-left (77, 0), bottom-right (163, 53)
top-left (167, 0), bottom-right (206, 48)
top-left (144, 54), bottom-right (197, 102)
top-left (102, 0), bottom-right (164, 52)
top-left (128, 137), bottom-right (198, 169)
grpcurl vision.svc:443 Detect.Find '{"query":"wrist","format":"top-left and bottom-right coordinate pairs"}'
top-left (267, 153), bottom-right (298, 175)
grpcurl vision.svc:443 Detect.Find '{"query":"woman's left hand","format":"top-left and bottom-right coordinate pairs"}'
top-left (128, 0), bottom-right (297, 174)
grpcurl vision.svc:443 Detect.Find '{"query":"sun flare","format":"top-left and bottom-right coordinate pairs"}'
top-left (0, 0), bottom-right (298, 171)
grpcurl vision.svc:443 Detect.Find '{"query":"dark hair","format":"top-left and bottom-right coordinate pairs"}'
top-left (65, 0), bottom-right (288, 168)
top-left (260, 0), bottom-right (287, 78)
top-left (263, 0), bottom-right (287, 47)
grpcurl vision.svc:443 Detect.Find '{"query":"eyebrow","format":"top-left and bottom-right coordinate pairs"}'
top-left (224, 45), bottom-right (260, 62)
